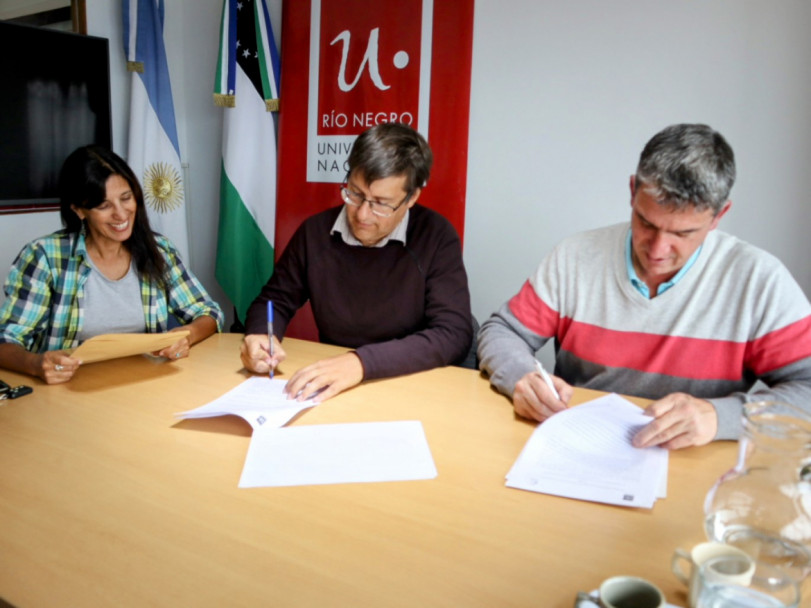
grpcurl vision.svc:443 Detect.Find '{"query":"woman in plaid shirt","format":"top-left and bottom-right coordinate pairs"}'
top-left (0, 146), bottom-right (223, 384)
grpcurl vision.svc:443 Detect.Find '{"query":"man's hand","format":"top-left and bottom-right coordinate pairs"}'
top-left (512, 369), bottom-right (572, 422)
top-left (38, 351), bottom-right (81, 385)
top-left (240, 334), bottom-right (286, 375)
top-left (284, 352), bottom-right (364, 403)
top-left (632, 392), bottom-right (718, 449)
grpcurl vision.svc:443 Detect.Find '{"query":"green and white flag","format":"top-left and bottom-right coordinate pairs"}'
top-left (214, 0), bottom-right (280, 324)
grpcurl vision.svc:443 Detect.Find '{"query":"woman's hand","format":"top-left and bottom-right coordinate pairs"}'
top-left (155, 327), bottom-right (192, 360)
top-left (38, 350), bottom-right (82, 384)
top-left (0, 343), bottom-right (81, 385)
top-left (154, 316), bottom-right (218, 360)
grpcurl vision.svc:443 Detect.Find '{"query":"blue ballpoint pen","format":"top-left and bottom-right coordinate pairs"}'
top-left (267, 301), bottom-right (274, 379)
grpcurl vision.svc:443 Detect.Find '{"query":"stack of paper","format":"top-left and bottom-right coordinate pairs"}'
top-left (506, 394), bottom-right (668, 509)
top-left (176, 377), bottom-right (438, 488)
top-left (239, 421), bottom-right (438, 488)
top-left (175, 376), bottom-right (315, 430)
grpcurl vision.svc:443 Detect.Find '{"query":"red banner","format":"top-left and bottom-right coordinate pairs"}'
top-left (276, 0), bottom-right (474, 339)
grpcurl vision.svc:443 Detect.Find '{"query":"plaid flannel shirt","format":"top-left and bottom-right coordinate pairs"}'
top-left (0, 230), bottom-right (224, 353)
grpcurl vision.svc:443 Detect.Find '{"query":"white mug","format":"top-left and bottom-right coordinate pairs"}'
top-left (671, 542), bottom-right (754, 607)
top-left (575, 576), bottom-right (665, 608)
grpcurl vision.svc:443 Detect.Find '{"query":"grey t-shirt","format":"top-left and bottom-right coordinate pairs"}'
top-left (77, 258), bottom-right (145, 342)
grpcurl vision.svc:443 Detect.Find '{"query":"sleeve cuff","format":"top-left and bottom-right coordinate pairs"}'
top-left (708, 395), bottom-right (746, 440)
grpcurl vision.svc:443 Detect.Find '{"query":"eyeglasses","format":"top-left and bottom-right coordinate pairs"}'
top-left (340, 185), bottom-right (410, 218)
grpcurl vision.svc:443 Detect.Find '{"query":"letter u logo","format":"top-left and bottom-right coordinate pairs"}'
top-left (330, 28), bottom-right (390, 92)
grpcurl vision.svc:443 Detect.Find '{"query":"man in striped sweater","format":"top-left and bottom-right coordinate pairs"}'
top-left (478, 124), bottom-right (811, 449)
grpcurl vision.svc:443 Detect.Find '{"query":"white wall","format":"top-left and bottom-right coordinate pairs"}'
top-left (3, 1), bottom-right (810, 344)
top-left (465, 0), bottom-right (811, 329)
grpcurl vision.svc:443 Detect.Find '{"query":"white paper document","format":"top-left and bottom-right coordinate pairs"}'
top-left (506, 394), bottom-right (668, 509)
top-left (238, 420), bottom-right (438, 488)
top-left (174, 376), bottom-right (315, 430)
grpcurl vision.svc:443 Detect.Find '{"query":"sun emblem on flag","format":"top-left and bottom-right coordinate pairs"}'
top-left (143, 162), bottom-right (184, 213)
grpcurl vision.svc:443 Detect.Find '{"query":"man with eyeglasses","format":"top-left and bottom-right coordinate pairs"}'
top-left (478, 123), bottom-right (811, 449)
top-left (240, 123), bottom-right (473, 402)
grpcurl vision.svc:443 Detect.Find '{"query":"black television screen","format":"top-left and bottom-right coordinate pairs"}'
top-left (0, 21), bottom-right (112, 214)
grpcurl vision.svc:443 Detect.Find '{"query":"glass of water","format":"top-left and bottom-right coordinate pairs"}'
top-left (696, 558), bottom-right (800, 608)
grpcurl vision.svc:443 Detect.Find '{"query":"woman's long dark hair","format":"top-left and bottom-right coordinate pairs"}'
top-left (58, 145), bottom-right (167, 286)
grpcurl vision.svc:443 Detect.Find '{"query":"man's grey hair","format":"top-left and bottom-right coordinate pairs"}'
top-left (635, 123), bottom-right (736, 215)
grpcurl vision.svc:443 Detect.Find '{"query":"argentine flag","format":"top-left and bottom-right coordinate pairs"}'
top-left (213, 0), bottom-right (280, 325)
top-left (124, 0), bottom-right (190, 262)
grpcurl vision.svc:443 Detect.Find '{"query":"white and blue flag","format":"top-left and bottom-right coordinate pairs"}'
top-left (124, 0), bottom-right (190, 262)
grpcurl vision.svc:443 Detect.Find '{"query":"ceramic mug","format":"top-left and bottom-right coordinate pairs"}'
top-left (695, 557), bottom-right (800, 608)
top-left (671, 542), bottom-right (754, 607)
top-left (575, 576), bottom-right (665, 608)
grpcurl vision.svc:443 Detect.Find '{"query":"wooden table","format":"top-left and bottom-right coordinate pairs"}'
top-left (0, 334), bottom-right (737, 607)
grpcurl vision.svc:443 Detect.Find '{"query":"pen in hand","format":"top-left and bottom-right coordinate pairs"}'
top-left (267, 301), bottom-right (274, 379)
top-left (535, 360), bottom-right (560, 401)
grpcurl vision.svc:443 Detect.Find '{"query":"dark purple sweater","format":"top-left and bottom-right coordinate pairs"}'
top-left (245, 205), bottom-right (473, 380)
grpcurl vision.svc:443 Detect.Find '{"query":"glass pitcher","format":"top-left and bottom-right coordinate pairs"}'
top-left (703, 401), bottom-right (811, 582)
